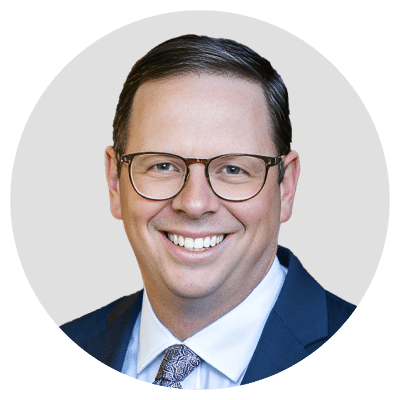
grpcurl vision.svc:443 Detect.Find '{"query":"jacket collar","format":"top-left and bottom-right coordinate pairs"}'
top-left (241, 245), bottom-right (328, 384)
top-left (85, 291), bottom-right (144, 372)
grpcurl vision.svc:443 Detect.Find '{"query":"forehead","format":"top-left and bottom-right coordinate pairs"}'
top-left (127, 74), bottom-right (275, 156)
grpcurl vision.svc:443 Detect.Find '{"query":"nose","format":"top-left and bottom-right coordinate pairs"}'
top-left (171, 164), bottom-right (220, 219)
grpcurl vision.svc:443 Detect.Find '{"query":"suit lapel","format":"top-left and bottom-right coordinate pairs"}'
top-left (85, 290), bottom-right (143, 372)
top-left (241, 246), bottom-right (328, 384)
top-left (241, 310), bottom-right (309, 384)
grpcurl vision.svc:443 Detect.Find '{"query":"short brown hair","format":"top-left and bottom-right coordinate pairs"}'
top-left (112, 34), bottom-right (292, 181)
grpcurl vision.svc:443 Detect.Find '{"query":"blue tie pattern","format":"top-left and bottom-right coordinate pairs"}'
top-left (153, 344), bottom-right (202, 389)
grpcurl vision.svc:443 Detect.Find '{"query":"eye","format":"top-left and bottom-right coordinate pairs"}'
top-left (153, 162), bottom-right (177, 171)
top-left (222, 165), bottom-right (245, 175)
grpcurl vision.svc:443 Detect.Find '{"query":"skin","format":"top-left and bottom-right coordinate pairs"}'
top-left (105, 74), bottom-right (300, 341)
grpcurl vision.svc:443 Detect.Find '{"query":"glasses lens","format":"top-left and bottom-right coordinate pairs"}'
top-left (130, 154), bottom-right (186, 200)
top-left (208, 155), bottom-right (266, 200)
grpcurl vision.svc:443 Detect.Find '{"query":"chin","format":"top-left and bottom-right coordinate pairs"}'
top-left (166, 277), bottom-right (222, 300)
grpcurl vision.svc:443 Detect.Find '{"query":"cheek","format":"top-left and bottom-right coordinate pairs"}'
top-left (120, 195), bottom-right (168, 275)
top-left (231, 187), bottom-right (281, 236)
top-left (119, 178), bottom-right (164, 240)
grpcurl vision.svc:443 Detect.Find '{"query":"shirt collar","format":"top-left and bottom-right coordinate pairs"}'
top-left (137, 290), bottom-right (181, 373)
top-left (138, 256), bottom-right (286, 382)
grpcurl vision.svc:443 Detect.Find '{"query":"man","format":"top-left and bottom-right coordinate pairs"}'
top-left (61, 35), bottom-right (355, 389)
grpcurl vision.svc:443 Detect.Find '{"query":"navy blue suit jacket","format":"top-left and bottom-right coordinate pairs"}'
top-left (60, 246), bottom-right (356, 385)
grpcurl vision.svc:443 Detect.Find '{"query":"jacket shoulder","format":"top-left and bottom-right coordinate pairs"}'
top-left (325, 290), bottom-right (356, 336)
top-left (59, 294), bottom-right (137, 349)
top-left (305, 290), bottom-right (356, 354)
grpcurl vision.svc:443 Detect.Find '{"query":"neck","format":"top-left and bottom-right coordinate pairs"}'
top-left (144, 257), bottom-right (275, 341)
top-left (147, 290), bottom-right (238, 341)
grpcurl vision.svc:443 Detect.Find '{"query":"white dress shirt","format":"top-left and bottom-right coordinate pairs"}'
top-left (121, 256), bottom-right (287, 389)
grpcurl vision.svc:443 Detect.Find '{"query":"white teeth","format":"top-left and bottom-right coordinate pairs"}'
top-left (210, 236), bottom-right (217, 247)
top-left (166, 233), bottom-right (225, 251)
top-left (184, 237), bottom-right (194, 249)
top-left (194, 238), bottom-right (203, 249)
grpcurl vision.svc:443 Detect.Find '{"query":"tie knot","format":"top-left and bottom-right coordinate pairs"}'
top-left (153, 344), bottom-right (201, 388)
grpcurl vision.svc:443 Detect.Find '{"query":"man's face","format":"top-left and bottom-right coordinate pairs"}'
top-left (111, 74), bottom-right (291, 305)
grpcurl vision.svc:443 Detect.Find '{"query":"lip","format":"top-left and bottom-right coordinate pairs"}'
top-left (161, 230), bottom-right (229, 239)
top-left (159, 230), bottom-right (231, 263)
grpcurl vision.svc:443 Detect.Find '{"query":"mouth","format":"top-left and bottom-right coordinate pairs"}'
top-left (164, 232), bottom-right (228, 251)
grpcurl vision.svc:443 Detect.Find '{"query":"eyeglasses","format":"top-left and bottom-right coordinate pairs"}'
top-left (120, 152), bottom-right (283, 202)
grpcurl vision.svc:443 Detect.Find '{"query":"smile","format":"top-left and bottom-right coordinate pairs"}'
top-left (165, 232), bottom-right (227, 251)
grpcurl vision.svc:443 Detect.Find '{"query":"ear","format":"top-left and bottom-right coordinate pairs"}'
top-left (280, 151), bottom-right (300, 223)
top-left (105, 146), bottom-right (122, 220)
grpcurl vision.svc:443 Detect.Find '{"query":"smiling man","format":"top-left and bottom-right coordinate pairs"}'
top-left (60, 35), bottom-right (356, 388)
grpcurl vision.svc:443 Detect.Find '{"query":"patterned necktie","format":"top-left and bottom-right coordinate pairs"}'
top-left (152, 344), bottom-right (202, 389)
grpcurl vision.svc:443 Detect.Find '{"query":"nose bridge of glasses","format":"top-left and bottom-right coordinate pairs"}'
top-left (184, 158), bottom-right (210, 184)
top-left (181, 158), bottom-right (213, 197)
top-left (185, 158), bottom-right (210, 167)
top-left (184, 158), bottom-right (211, 182)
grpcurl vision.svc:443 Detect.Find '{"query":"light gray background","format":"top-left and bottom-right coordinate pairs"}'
top-left (11, 11), bottom-right (389, 326)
